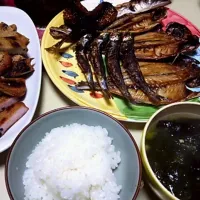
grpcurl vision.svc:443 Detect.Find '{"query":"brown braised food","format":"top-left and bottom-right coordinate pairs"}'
top-left (0, 22), bottom-right (34, 137)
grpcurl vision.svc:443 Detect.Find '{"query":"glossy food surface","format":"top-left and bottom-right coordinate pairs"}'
top-left (146, 116), bottom-right (200, 200)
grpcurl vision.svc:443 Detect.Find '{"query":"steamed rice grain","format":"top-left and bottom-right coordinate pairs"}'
top-left (23, 123), bottom-right (122, 200)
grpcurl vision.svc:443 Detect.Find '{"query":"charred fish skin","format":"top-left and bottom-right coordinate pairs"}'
top-left (75, 34), bottom-right (95, 91)
top-left (107, 7), bottom-right (167, 34)
top-left (166, 22), bottom-right (192, 41)
top-left (89, 33), bottom-right (111, 97)
top-left (120, 33), bottom-right (163, 103)
top-left (166, 22), bottom-right (200, 53)
top-left (105, 33), bottom-right (135, 103)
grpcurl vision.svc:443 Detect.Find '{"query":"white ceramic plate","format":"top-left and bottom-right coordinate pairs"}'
top-left (0, 6), bottom-right (42, 152)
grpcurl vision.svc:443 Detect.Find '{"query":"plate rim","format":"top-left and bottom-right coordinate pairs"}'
top-left (0, 6), bottom-right (42, 152)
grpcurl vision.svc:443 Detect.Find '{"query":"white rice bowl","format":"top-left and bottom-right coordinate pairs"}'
top-left (23, 123), bottom-right (122, 200)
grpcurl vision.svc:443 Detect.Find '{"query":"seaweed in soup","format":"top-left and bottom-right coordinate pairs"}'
top-left (146, 118), bottom-right (200, 200)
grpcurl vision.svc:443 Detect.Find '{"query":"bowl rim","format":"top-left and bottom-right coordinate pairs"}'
top-left (5, 106), bottom-right (142, 200)
top-left (141, 102), bottom-right (200, 200)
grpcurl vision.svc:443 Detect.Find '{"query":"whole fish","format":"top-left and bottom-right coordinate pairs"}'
top-left (166, 22), bottom-right (200, 53)
top-left (138, 62), bottom-right (187, 76)
top-left (105, 33), bottom-right (135, 103)
top-left (89, 33), bottom-right (111, 98)
top-left (107, 7), bottom-right (167, 34)
top-left (76, 81), bottom-right (187, 105)
top-left (111, 82), bottom-right (187, 105)
top-left (49, 25), bottom-right (73, 40)
top-left (77, 60), bottom-right (199, 89)
top-left (75, 34), bottom-right (95, 91)
top-left (121, 68), bottom-right (195, 88)
top-left (116, 0), bottom-right (171, 17)
top-left (106, 8), bottom-right (167, 34)
top-left (134, 32), bottom-right (182, 60)
top-left (120, 33), bottom-right (162, 103)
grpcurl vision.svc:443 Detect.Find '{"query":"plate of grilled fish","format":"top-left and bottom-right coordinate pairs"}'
top-left (0, 6), bottom-right (42, 152)
top-left (41, 0), bottom-right (200, 122)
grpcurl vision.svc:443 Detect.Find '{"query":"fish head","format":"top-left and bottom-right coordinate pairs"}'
top-left (166, 22), bottom-right (192, 41)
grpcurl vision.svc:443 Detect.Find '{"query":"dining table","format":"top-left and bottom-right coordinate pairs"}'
top-left (0, 0), bottom-right (200, 199)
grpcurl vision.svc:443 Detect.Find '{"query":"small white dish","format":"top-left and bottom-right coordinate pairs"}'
top-left (0, 6), bottom-right (42, 152)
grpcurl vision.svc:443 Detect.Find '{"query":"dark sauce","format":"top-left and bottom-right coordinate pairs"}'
top-left (146, 115), bottom-right (200, 200)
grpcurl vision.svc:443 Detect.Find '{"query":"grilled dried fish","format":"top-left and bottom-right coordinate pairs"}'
top-left (107, 7), bottom-right (167, 34)
top-left (135, 42), bottom-right (180, 60)
top-left (76, 34), bottom-right (95, 91)
top-left (134, 32), bottom-right (182, 60)
top-left (78, 59), bottom-right (199, 89)
top-left (49, 25), bottom-right (73, 40)
top-left (121, 67), bottom-right (195, 87)
top-left (116, 0), bottom-right (171, 17)
top-left (78, 81), bottom-right (186, 105)
top-left (138, 61), bottom-right (189, 76)
top-left (45, 37), bottom-right (70, 54)
top-left (106, 14), bottom-right (134, 30)
top-left (89, 33), bottom-right (111, 97)
top-left (111, 82), bottom-right (186, 105)
top-left (166, 22), bottom-right (200, 53)
top-left (166, 22), bottom-right (192, 41)
top-left (102, 32), bottom-right (181, 59)
top-left (105, 33), bottom-right (135, 103)
top-left (47, 1), bottom-right (117, 54)
top-left (120, 33), bottom-right (161, 103)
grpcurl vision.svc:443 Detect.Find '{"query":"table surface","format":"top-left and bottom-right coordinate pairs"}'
top-left (0, 0), bottom-right (200, 199)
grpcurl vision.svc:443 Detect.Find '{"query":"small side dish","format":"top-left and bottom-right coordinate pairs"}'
top-left (146, 116), bottom-right (200, 200)
top-left (142, 102), bottom-right (200, 200)
top-left (0, 22), bottom-right (34, 137)
top-left (23, 123), bottom-right (121, 200)
top-left (6, 107), bottom-right (141, 200)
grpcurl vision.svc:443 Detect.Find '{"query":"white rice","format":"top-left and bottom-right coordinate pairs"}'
top-left (23, 123), bottom-right (122, 200)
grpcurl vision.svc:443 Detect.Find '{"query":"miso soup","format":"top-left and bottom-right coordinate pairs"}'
top-left (146, 114), bottom-right (200, 200)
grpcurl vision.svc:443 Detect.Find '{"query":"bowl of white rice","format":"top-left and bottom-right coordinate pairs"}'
top-left (5, 106), bottom-right (142, 200)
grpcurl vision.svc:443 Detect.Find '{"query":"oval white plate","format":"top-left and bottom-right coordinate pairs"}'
top-left (0, 6), bottom-right (42, 152)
